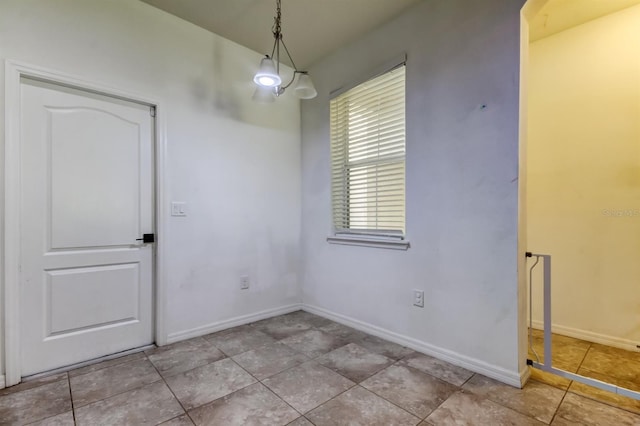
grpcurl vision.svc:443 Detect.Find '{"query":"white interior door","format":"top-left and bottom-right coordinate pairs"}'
top-left (19, 77), bottom-right (155, 377)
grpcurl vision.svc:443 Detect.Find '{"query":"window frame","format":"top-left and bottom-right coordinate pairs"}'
top-left (327, 55), bottom-right (409, 250)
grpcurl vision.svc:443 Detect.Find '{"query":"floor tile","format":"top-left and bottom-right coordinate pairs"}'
top-left (188, 382), bottom-right (299, 426)
top-left (400, 352), bottom-right (474, 386)
top-left (281, 311), bottom-right (334, 328)
top-left (263, 361), bottom-right (354, 413)
top-left (425, 390), bottom-right (544, 425)
top-left (581, 345), bottom-right (640, 383)
top-left (68, 351), bottom-right (146, 377)
top-left (552, 392), bottom-right (640, 425)
top-left (529, 329), bottom-right (591, 348)
top-left (26, 411), bottom-right (74, 426)
top-left (75, 381), bottom-right (183, 425)
top-left (165, 358), bottom-right (256, 410)
top-left (280, 329), bottom-right (347, 358)
top-left (0, 379), bottom-right (71, 425)
top-left (355, 334), bottom-right (414, 360)
top-left (528, 337), bottom-right (590, 372)
top-left (159, 414), bottom-right (195, 425)
top-left (286, 417), bottom-right (314, 426)
top-left (251, 316), bottom-right (314, 340)
top-left (571, 367), bottom-right (640, 414)
top-left (462, 375), bottom-right (565, 424)
top-left (70, 358), bottom-right (161, 407)
top-left (306, 386), bottom-right (419, 426)
top-left (205, 325), bottom-right (276, 356)
top-left (11, 318), bottom-right (640, 426)
top-left (146, 337), bottom-right (225, 377)
top-left (232, 342), bottom-right (310, 380)
top-left (361, 364), bottom-right (457, 418)
top-left (316, 322), bottom-right (369, 342)
top-left (0, 372), bottom-right (68, 397)
top-left (588, 343), bottom-right (640, 363)
top-left (316, 343), bottom-right (394, 383)
top-left (529, 367), bottom-right (572, 391)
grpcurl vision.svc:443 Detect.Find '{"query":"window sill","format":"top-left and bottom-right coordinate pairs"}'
top-left (326, 235), bottom-right (410, 250)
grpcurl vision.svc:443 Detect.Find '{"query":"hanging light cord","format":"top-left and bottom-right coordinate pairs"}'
top-left (528, 255), bottom-right (541, 363)
top-left (268, 0), bottom-right (303, 91)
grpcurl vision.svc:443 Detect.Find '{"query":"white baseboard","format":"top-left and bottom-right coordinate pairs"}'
top-left (0, 374), bottom-right (5, 390)
top-left (303, 304), bottom-right (524, 388)
top-left (531, 320), bottom-right (639, 352)
top-left (166, 304), bottom-right (302, 344)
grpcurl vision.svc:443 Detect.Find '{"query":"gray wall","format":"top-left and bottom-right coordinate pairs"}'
top-left (301, 0), bottom-right (526, 383)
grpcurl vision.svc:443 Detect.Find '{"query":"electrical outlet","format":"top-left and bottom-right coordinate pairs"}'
top-left (240, 275), bottom-right (250, 290)
top-left (413, 290), bottom-right (424, 308)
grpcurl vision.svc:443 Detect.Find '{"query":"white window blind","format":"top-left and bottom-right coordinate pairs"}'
top-left (330, 65), bottom-right (406, 237)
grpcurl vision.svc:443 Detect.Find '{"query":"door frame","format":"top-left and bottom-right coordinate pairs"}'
top-left (3, 60), bottom-right (168, 387)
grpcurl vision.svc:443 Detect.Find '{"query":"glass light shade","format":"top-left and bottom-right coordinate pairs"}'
top-left (252, 85), bottom-right (276, 103)
top-left (253, 57), bottom-right (281, 87)
top-left (294, 73), bottom-right (317, 99)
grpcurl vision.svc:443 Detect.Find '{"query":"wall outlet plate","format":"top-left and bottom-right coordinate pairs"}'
top-left (413, 290), bottom-right (424, 308)
top-left (240, 275), bottom-right (250, 290)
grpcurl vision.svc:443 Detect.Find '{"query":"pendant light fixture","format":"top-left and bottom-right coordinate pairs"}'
top-left (252, 0), bottom-right (317, 100)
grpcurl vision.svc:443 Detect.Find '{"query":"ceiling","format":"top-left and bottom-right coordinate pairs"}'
top-left (530, 0), bottom-right (640, 41)
top-left (140, 0), bottom-right (423, 69)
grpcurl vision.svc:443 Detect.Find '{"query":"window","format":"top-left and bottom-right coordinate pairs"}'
top-left (330, 64), bottom-right (406, 246)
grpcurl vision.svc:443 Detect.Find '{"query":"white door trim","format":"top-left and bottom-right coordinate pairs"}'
top-left (3, 60), bottom-right (168, 387)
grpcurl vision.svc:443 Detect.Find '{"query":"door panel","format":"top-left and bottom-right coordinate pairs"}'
top-left (20, 77), bottom-right (154, 376)
top-left (46, 263), bottom-right (140, 336)
top-left (49, 107), bottom-right (141, 249)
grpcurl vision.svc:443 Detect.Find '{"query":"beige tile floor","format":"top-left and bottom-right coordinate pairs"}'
top-left (528, 328), bottom-right (640, 416)
top-left (1, 312), bottom-right (639, 425)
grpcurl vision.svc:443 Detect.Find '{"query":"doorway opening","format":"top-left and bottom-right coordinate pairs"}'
top-left (520, 0), bottom-right (640, 411)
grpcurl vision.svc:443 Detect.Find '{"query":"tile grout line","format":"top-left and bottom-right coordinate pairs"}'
top-left (188, 326), bottom-right (336, 424)
top-left (299, 383), bottom-right (359, 417)
top-left (549, 389), bottom-right (569, 424)
top-left (575, 341), bottom-right (592, 373)
top-left (462, 376), bottom-right (562, 424)
top-left (68, 356), bottom-right (165, 411)
top-left (64, 352), bottom-right (145, 381)
top-left (459, 372), bottom-right (475, 388)
top-left (252, 339), bottom-right (367, 422)
top-left (20, 374), bottom-right (76, 426)
top-left (256, 315), bottom-right (434, 422)
top-left (351, 382), bottom-right (424, 421)
top-left (232, 357), bottom-right (308, 420)
top-left (67, 372), bottom-right (77, 425)
top-left (152, 318), bottom-right (319, 422)
top-left (563, 339), bottom-right (590, 398)
top-left (154, 342), bottom-right (304, 423)
top-left (418, 373), bottom-right (478, 424)
top-left (147, 353), bottom-right (199, 425)
top-left (562, 340), bottom-right (640, 417)
top-left (246, 314), bottom-right (420, 422)
top-left (363, 358), bottom-right (438, 419)
top-left (547, 334), bottom-right (586, 425)
top-left (244, 331), bottom-right (352, 418)
top-left (25, 313), bottom-right (631, 425)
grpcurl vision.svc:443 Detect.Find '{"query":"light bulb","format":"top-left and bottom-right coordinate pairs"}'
top-left (253, 56), bottom-right (281, 87)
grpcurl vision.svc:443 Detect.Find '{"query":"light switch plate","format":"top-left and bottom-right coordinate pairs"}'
top-left (171, 201), bottom-right (187, 216)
